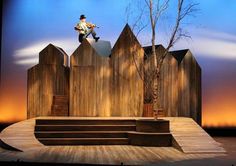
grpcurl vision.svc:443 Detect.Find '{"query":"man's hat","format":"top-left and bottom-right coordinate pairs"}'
top-left (80, 14), bottom-right (86, 20)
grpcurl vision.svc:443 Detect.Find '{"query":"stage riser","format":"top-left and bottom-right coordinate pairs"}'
top-left (136, 120), bottom-right (170, 133)
top-left (35, 125), bottom-right (136, 131)
top-left (38, 138), bottom-right (129, 145)
top-left (53, 95), bottom-right (68, 100)
top-left (128, 133), bottom-right (172, 147)
top-left (34, 118), bottom-right (172, 146)
top-left (36, 136), bottom-right (172, 146)
top-left (35, 119), bottom-right (136, 125)
top-left (35, 132), bottom-right (128, 138)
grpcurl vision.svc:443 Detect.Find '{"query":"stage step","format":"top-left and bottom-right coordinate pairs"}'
top-left (35, 131), bottom-right (128, 138)
top-left (128, 132), bottom-right (172, 147)
top-left (38, 138), bottom-right (129, 145)
top-left (52, 105), bottom-right (69, 110)
top-left (36, 119), bottom-right (136, 125)
top-left (53, 95), bottom-right (68, 99)
top-left (35, 125), bottom-right (136, 131)
top-left (53, 99), bottom-right (69, 104)
top-left (34, 118), bottom-right (172, 146)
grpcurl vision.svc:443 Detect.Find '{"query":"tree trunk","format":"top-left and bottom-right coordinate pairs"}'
top-left (148, 0), bottom-right (160, 117)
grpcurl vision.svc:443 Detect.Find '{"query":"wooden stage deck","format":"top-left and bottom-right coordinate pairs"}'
top-left (0, 117), bottom-right (226, 165)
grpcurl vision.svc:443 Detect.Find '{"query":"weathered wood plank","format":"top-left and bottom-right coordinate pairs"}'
top-left (70, 39), bottom-right (112, 116)
top-left (143, 45), bottom-right (178, 117)
top-left (27, 65), bottom-right (40, 118)
top-left (111, 24), bottom-right (144, 116)
top-left (164, 117), bottom-right (225, 153)
top-left (171, 50), bottom-right (202, 125)
top-left (0, 117), bottom-right (226, 165)
top-left (72, 66), bottom-right (96, 116)
top-left (70, 25), bottom-right (143, 117)
top-left (143, 47), bottom-right (201, 125)
top-left (27, 44), bottom-right (69, 118)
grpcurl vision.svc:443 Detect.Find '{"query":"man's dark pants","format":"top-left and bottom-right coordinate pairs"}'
top-left (79, 28), bottom-right (97, 43)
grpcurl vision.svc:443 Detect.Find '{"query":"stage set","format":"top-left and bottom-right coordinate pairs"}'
top-left (0, 25), bottom-right (226, 165)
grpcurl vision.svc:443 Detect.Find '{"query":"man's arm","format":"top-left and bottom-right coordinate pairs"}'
top-left (74, 26), bottom-right (80, 30)
top-left (74, 24), bottom-right (81, 30)
top-left (86, 22), bottom-right (96, 28)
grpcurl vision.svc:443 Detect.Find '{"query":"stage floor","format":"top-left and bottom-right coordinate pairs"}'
top-left (0, 117), bottom-right (228, 165)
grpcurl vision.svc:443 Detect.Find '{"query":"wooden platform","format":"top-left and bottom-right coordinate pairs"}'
top-left (34, 118), bottom-right (171, 146)
top-left (0, 117), bottom-right (226, 165)
top-left (170, 118), bottom-right (225, 153)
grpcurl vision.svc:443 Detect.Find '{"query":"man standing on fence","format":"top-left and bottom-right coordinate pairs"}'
top-left (74, 14), bottom-right (100, 43)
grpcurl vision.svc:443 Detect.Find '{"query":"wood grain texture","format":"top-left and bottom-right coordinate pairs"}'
top-left (171, 50), bottom-right (202, 125)
top-left (27, 44), bottom-right (69, 118)
top-left (167, 117), bottom-right (224, 153)
top-left (0, 117), bottom-right (225, 160)
top-left (27, 65), bottom-right (40, 118)
top-left (27, 25), bottom-right (201, 124)
top-left (0, 145), bottom-right (226, 165)
top-left (144, 47), bottom-right (201, 124)
top-left (144, 45), bottom-right (178, 117)
top-left (51, 95), bottom-right (69, 116)
top-left (70, 39), bottom-right (112, 116)
top-left (34, 118), bottom-right (171, 146)
top-left (70, 25), bottom-right (143, 117)
top-left (111, 24), bottom-right (144, 116)
top-left (71, 66), bottom-right (96, 116)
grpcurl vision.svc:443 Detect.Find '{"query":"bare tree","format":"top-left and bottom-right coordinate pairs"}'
top-left (126, 0), bottom-right (198, 119)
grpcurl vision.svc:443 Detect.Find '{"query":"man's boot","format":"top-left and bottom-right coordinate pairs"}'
top-left (94, 37), bottom-right (100, 42)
